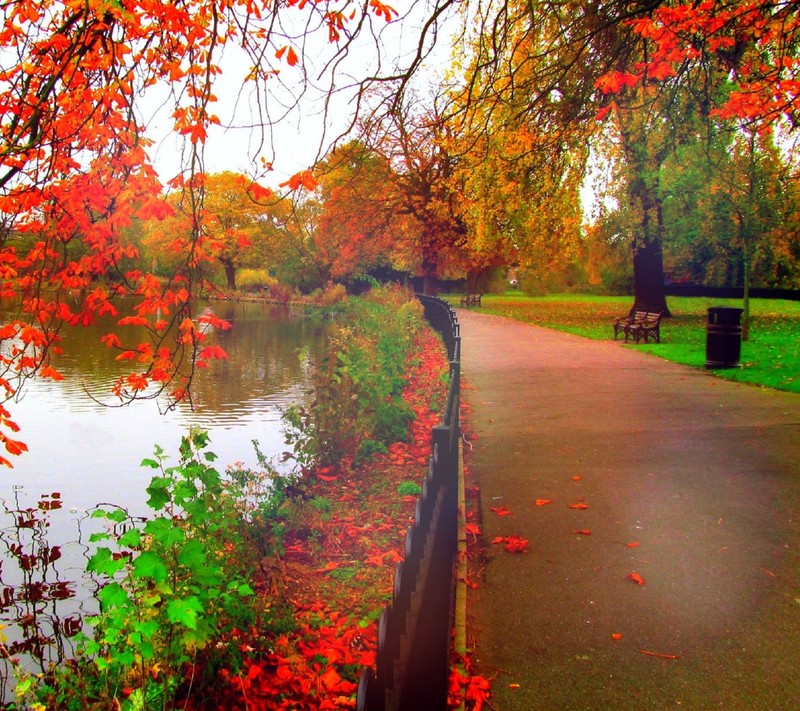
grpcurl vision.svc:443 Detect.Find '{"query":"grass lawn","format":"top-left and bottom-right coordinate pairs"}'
top-left (444, 292), bottom-right (800, 394)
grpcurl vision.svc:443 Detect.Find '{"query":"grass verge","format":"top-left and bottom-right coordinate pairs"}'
top-left (445, 293), bottom-right (800, 394)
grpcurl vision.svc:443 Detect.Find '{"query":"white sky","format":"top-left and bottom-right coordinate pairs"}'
top-left (140, 3), bottom-right (457, 189)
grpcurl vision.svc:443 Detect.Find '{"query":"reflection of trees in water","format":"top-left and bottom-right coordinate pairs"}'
top-left (0, 298), bottom-right (330, 410)
top-left (0, 491), bottom-right (85, 698)
top-left (0, 300), bottom-right (329, 699)
top-left (0, 492), bottom-right (152, 703)
top-left (195, 302), bottom-right (328, 411)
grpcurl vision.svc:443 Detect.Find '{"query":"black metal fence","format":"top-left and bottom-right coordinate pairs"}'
top-left (356, 295), bottom-right (461, 711)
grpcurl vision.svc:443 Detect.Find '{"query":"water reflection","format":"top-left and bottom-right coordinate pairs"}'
top-left (0, 491), bottom-right (84, 700)
top-left (0, 300), bottom-right (328, 698)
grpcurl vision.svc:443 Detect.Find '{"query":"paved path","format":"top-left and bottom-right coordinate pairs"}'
top-left (458, 310), bottom-right (800, 711)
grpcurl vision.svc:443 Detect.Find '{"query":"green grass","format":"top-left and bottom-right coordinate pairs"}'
top-left (444, 292), bottom-right (800, 393)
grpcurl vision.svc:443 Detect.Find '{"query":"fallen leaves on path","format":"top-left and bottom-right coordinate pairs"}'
top-left (572, 529), bottom-right (592, 536)
top-left (535, 499), bottom-right (553, 506)
top-left (491, 535), bottom-right (529, 553)
top-left (627, 572), bottom-right (646, 585)
top-left (568, 501), bottom-right (589, 510)
top-left (490, 506), bottom-right (512, 516)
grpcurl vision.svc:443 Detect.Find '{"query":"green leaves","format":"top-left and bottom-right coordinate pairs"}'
top-left (72, 429), bottom-right (264, 708)
top-left (132, 552), bottom-right (168, 583)
top-left (167, 597), bottom-right (204, 629)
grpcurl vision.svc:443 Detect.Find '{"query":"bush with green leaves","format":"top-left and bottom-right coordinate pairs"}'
top-left (283, 285), bottom-right (423, 471)
top-left (14, 430), bottom-right (270, 711)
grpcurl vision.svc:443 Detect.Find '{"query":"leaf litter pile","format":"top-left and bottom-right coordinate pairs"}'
top-left (191, 326), bottom-right (462, 710)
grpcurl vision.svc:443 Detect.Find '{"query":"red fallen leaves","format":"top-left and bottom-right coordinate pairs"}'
top-left (568, 501), bottom-right (589, 510)
top-left (490, 506), bottom-right (512, 516)
top-left (626, 541), bottom-right (640, 548)
top-left (219, 607), bottom-right (372, 709)
top-left (535, 499), bottom-right (552, 506)
top-left (209, 326), bottom-right (450, 709)
top-left (572, 529), bottom-right (592, 536)
top-left (492, 535), bottom-right (529, 553)
top-left (449, 668), bottom-right (491, 711)
top-left (627, 572), bottom-right (646, 586)
top-left (464, 522), bottom-right (482, 538)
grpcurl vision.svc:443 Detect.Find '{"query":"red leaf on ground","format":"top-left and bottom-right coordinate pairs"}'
top-left (569, 502), bottom-right (589, 509)
top-left (490, 506), bottom-right (512, 516)
top-left (627, 572), bottom-right (646, 585)
top-left (535, 499), bottom-right (552, 506)
top-left (612, 633), bottom-right (624, 640)
top-left (502, 535), bottom-right (529, 553)
top-left (464, 522), bottom-right (482, 536)
top-left (572, 475), bottom-right (583, 481)
top-left (572, 529), bottom-right (592, 535)
top-left (627, 541), bottom-right (640, 548)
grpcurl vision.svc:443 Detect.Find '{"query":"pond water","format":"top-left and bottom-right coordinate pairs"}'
top-left (0, 299), bottom-right (329, 692)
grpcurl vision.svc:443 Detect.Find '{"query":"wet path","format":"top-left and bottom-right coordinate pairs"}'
top-left (458, 310), bottom-right (800, 710)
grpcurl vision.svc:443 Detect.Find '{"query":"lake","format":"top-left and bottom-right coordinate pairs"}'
top-left (0, 299), bottom-right (329, 690)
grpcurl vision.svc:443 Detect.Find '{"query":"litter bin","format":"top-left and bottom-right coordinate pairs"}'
top-left (705, 306), bottom-right (743, 369)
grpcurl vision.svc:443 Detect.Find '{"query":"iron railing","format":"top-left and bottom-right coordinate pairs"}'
top-left (356, 295), bottom-right (461, 711)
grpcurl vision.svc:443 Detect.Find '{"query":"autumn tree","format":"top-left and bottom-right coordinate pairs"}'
top-left (145, 172), bottom-right (278, 291)
top-left (356, 94), bottom-right (471, 294)
top-left (598, 0), bottom-right (800, 325)
top-left (0, 0), bottom-right (459, 463)
top-left (449, 0), bottom-right (800, 310)
top-left (312, 141), bottom-right (403, 284)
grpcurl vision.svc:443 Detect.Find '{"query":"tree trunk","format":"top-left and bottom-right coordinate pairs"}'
top-left (619, 107), bottom-right (671, 316)
top-left (223, 260), bottom-right (236, 291)
top-left (631, 177), bottom-right (669, 313)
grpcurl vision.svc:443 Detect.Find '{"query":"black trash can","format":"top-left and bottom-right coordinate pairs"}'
top-left (705, 307), bottom-right (743, 369)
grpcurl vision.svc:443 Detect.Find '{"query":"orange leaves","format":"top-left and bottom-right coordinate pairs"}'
top-left (595, 104), bottom-right (614, 122)
top-left (198, 345), bottom-right (229, 363)
top-left (369, 0), bottom-right (398, 22)
top-left (492, 535), bottom-right (529, 553)
top-left (464, 522), bottom-right (482, 538)
top-left (572, 529), bottom-right (592, 536)
top-left (627, 572), bottom-right (646, 586)
top-left (247, 181), bottom-right (274, 202)
top-left (280, 170), bottom-right (318, 192)
top-left (39, 365), bottom-right (64, 381)
top-left (449, 670), bottom-right (491, 711)
top-left (595, 70), bottom-right (641, 95)
top-left (568, 501), bottom-right (589, 510)
top-left (275, 45), bottom-right (300, 66)
top-left (535, 499), bottom-right (552, 506)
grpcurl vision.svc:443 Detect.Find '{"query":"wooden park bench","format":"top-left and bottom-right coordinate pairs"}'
top-left (612, 309), bottom-right (664, 343)
top-left (460, 293), bottom-right (482, 307)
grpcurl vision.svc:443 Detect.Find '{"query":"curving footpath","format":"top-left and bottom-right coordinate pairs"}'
top-left (458, 309), bottom-right (800, 711)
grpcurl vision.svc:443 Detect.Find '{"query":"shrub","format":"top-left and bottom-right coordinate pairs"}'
top-left (14, 431), bottom-right (282, 711)
top-left (236, 269), bottom-right (276, 293)
top-left (282, 286), bottom-right (423, 472)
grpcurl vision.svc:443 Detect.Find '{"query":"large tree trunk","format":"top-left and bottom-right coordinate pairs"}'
top-left (223, 260), bottom-right (236, 291)
top-left (631, 178), bottom-right (670, 314)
